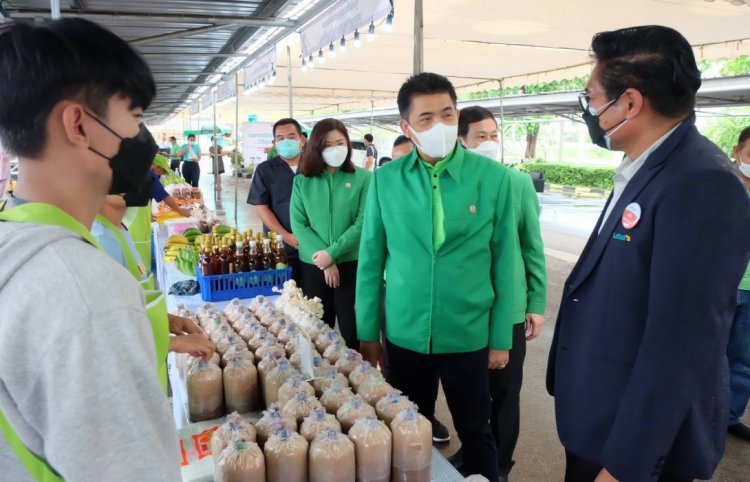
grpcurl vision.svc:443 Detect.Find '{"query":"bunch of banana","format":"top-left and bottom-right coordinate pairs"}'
top-left (175, 246), bottom-right (199, 276)
top-left (182, 227), bottom-right (202, 245)
top-left (163, 235), bottom-right (190, 263)
top-left (212, 224), bottom-right (233, 236)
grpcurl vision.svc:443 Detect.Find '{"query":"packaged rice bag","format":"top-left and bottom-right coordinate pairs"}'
top-left (264, 428), bottom-right (308, 482)
top-left (214, 439), bottom-right (265, 482)
top-left (188, 360), bottom-right (223, 422)
top-left (320, 382), bottom-right (355, 414)
top-left (223, 358), bottom-right (260, 413)
top-left (211, 412), bottom-right (257, 464)
top-left (309, 430), bottom-right (356, 482)
top-left (300, 407), bottom-right (342, 442)
top-left (391, 407), bottom-right (432, 482)
top-left (336, 394), bottom-right (375, 433)
top-left (349, 416), bottom-right (392, 482)
top-left (283, 390), bottom-right (324, 424)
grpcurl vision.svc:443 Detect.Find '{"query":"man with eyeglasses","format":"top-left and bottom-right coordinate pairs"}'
top-left (546, 26), bottom-right (750, 482)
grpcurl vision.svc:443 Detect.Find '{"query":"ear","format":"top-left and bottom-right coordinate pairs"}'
top-left (60, 102), bottom-right (89, 148)
top-left (399, 119), bottom-right (411, 140)
top-left (732, 145), bottom-right (739, 160)
top-left (458, 136), bottom-right (467, 148)
top-left (623, 88), bottom-right (644, 119)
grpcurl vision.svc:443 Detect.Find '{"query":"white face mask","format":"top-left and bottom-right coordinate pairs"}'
top-left (408, 122), bottom-right (458, 159)
top-left (739, 162), bottom-right (750, 179)
top-left (322, 146), bottom-right (348, 168)
top-left (468, 140), bottom-right (499, 160)
top-left (188, 141), bottom-right (195, 146)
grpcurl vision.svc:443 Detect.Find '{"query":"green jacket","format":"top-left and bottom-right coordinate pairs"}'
top-left (291, 167), bottom-right (372, 265)
top-left (356, 144), bottom-right (522, 353)
top-left (507, 169), bottom-right (547, 321)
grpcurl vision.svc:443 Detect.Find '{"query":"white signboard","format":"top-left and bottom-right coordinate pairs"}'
top-left (217, 77), bottom-right (237, 102)
top-left (241, 122), bottom-right (274, 167)
top-left (201, 90), bottom-right (213, 111)
top-left (243, 49), bottom-right (276, 91)
top-left (300, 0), bottom-right (391, 57)
top-left (190, 100), bottom-right (200, 116)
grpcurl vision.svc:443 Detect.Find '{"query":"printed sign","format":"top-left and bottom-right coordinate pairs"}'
top-left (241, 122), bottom-right (275, 167)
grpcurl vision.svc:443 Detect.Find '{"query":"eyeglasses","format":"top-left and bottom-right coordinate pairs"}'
top-left (578, 90), bottom-right (623, 115)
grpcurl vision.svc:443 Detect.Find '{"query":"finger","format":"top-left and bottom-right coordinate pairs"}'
top-left (183, 319), bottom-right (202, 335)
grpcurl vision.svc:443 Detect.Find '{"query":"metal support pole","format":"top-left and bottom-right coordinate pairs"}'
top-left (413, 0), bottom-right (424, 74)
top-left (50, 0), bottom-right (60, 19)
top-left (212, 89), bottom-right (220, 206)
top-left (370, 100), bottom-right (374, 129)
top-left (499, 80), bottom-right (505, 164)
top-left (287, 45), bottom-right (293, 117)
top-left (234, 73), bottom-right (240, 228)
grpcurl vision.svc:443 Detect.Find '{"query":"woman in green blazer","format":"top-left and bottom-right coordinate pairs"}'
top-left (291, 118), bottom-right (372, 348)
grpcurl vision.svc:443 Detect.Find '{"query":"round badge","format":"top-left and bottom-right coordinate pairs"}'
top-left (622, 202), bottom-right (641, 230)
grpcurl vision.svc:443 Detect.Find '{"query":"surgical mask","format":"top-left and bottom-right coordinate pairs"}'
top-left (582, 93), bottom-right (628, 150)
top-left (86, 114), bottom-right (158, 195)
top-left (322, 146), bottom-right (348, 168)
top-left (123, 174), bottom-right (155, 207)
top-left (276, 139), bottom-right (301, 159)
top-left (408, 122), bottom-right (458, 159)
top-left (739, 162), bottom-right (750, 179)
top-left (468, 140), bottom-right (499, 160)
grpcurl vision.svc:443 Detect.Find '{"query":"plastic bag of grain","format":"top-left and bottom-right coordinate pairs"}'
top-left (283, 390), bottom-right (324, 424)
top-left (224, 298), bottom-right (247, 322)
top-left (320, 382), bottom-right (355, 414)
top-left (349, 416), bottom-right (392, 482)
top-left (216, 334), bottom-right (246, 356)
top-left (300, 407), bottom-right (342, 442)
top-left (390, 407), bottom-right (432, 482)
top-left (358, 374), bottom-right (393, 406)
top-left (336, 394), bottom-right (376, 433)
top-left (334, 349), bottom-right (362, 376)
top-left (264, 428), bottom-right (309, 482)
top-left (306, 320), bottom-right (330, 341)
top-left (323, 340), bottom-right (347, 364)
top-left (257, 352), bottom-right (286, 402)
top-left (312, 355), bottom-right (332, 378)
top-left (214, 439), bottom-right (265, 482)
top-left (223, 357), bottom-right (260, 413)
top-left (375, 391), bottom-right (412, 428)
top-left (313, 367), bottom-right (350, 396)
top-left (211, 412), bottom-right (257, 464)
top-left (210, 324), bottom-right (234, 344)
top-left (309, 429), bottom-right (356, 482)
top-left (278, 375), bottom-right (316, 407)
top-left (314, 330), bottom-right (342, 354)
top-left (238, 319), bottom-right (262, 341)
top-left (255, 342), bottom-right (286, 361)
top-left (264, 359), bottom-right (299, 407)
top-left (286, 338), bottom-right (301, 358)
top-left (348, 361), bottom-right (378, 391)
top-left (255, 403), bottom-right (298, 448)
top-left (187, 360), bottom-right (223, 422)
top-left (277, 324), bottom-right (299, 345)
top-left (221, 345), bottom-right (254, 368)
top-left (248, 330), bottom-right (277, 353)
top-left (269, 317), bottom-right (289, 336)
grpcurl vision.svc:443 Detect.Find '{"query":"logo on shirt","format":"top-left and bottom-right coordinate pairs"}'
top-left (612, 233), bottom-right (632, 242)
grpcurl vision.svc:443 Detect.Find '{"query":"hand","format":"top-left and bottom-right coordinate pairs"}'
top-left (178, 207), bottom-right (192, 218)
top-left (169, 333), bottom-right (216, 360)
top-left (594, 468), bottom-right (618, 482)
top-left (360, 341), bottom-right (382, 367)
top-left (488, 349), bottom-right (509, 369)
top-left (312, 250), bottom-right (333, 270)
top-left (282, 232), bottom-right (299, 250)
top-left (323, 264), bottom-right (340, 288)
top-left (168, 314), bottom-right (203, 336)
top-left (525, 313), bottom-right (545, 341)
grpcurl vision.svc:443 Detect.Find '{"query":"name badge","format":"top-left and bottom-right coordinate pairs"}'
top-left (622, 202), bottom-right (641, 230)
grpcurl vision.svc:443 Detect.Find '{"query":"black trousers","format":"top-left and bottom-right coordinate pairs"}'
top-left (288, 255), bottom-right (301, 284)
top-left (489, 322), bottom-right (526, 476)
top-left (169, 158), bottom-right (181, 175)
top-left (181, 161), bottom-right (200, 188)
top-left (565, 451), bottom-right (693, 482)
top-left (298, 260), bottom-right (358, 349)
top-left (386, 341), bottom-right (500, 481)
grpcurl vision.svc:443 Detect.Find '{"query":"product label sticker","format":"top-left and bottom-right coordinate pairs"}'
top-left (622, 202), bottom-right (641, 230)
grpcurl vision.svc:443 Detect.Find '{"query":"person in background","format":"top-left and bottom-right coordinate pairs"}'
top-left (364, 133), bottom-right (378, 170)
top-left (0, 18), bottom-right (180, 480)
top-left (178, 133), bottom-right (201, 187)
top-left (546, 26), bottom-right (750, 482)
top-left (357, 72), bottom-right (521, 481)
top-left (209, 135), bottom-right (225, 190)
top-left (301, 131), bottom-right (309, 153)
top-left (448, 105), bottom-right (547, 479)
top-left (168, 136), bottom-right (181, 176)
top-left (291, 118), bottom-right (371, 349)
top-left (391, 134), bottom-right (414, 160)
top-left (0, 146), bottom-right (9, 198)
top-left (377, 156), bottom-right (392, 167)
top-left (248, 118), bottom-right (303, 280)
top-left (728, 125), bottom-right (750, 442)
top-left (150, 154), bottom-right (193, 218)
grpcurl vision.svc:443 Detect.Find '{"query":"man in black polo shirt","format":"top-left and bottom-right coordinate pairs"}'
top-left (247, 118), bottom-right (302, 279)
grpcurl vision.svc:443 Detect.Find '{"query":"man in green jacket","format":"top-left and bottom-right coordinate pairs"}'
top-left (356, 73), bottom-right (521, 482)
top-left (446, 105), bottom-right (547, 479)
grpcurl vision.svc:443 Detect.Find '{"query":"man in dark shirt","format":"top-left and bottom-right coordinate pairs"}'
top-left (364, 133), bottom-right (377, 170)
top-left (247, 118), bottom-right (302, 279)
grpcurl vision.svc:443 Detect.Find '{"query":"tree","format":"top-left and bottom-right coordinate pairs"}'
top-left (702, 110), bottom-right (750, 158)
top-left (524, 122), bottom-right (540, 159)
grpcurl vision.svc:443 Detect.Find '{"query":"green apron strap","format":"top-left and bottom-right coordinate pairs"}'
top-left (127, 204), bottom-right (153, 275)
top-left (144, 290), bottom-right (170, 394)
top-left (0, 410), bottom-right (63, 482)
top-left (94, 215), bottom-right (148, 282)
top-left (0, 202), bottom-right (103, 250)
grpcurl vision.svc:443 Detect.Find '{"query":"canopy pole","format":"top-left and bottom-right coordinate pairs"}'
top-left (413, 0), bottom-right (424, 74)
top-left (50, 0), bottom-right (60, 19)
top-left (234, 73), bottom-right (240, 228)
top-left (212, 89), bottom-right (220, 206)
top-left (287, 45), bottom-right (293, 117)
top-left (370, 100), bottom-right (374, 129)
top-left (499, 79), bottom-right (505, 164)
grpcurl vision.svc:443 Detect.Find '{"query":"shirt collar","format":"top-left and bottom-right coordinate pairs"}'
top-left (616, 122), bottom-right (682, 182)
top-left (409, 142), bottom-right (464, 182)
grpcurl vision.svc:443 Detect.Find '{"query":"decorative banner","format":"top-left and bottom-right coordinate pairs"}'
top-left (243, 49), bottom-right (276, 92)
top-left (217, 77), bottom-right (237, 102)
top-left (241, 122), bottom-right (275, 167)
top-left (300, 0), bottom-right (391, 57)
top-left (201, 90), bottom-right (213, 111)
top-left (190, 99), bottom-right (200, 116)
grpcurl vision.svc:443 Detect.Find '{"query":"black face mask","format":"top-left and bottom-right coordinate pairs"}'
top-left (581, 92), bottom-right (626, 150)
top-left (86, 113), bottom-right (158, 195)
top-left (123, 174), bottom-right (154, 207)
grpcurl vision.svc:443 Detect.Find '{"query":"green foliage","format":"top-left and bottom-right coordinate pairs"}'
top-left (720, 55), bottom-right (750, 77)
top-left (523, 161), bottom-right (614, 190)
top-left (459, 77), bottom-right (588, 101)
top-left (701, 113), bottom-right (750, 157)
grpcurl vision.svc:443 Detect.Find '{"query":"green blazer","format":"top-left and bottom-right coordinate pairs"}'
top-left (290, 167), bottom-right (372, 265)
top-left (356, 144), bottom-right (522, 353)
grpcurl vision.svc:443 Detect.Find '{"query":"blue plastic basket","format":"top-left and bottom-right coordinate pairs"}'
top-left (196, 266), bottom-right (292, 301)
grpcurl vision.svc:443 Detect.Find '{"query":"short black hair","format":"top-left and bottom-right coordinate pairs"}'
top-left (169, 136), bottom-right (177, 142)
top-left (458, 106), bottom-right (496, 137)
top-left (364, 134), bottom-right (374, 142)
top-left (187, 134), bottom-right (196, 140)
top-left (591, 25), bottom-right (701, 119)
top-left (0, 19), bottom-right (155, 157)
top-left (301, 132), bottom-right (308, 139)
top-left (300, 118), bottom-right (355, 176)
top-left (273, 118), bottom-right (303, 138)
top-left (397, 72), bottom-right (457, 119)
top-left (738, 127), bottom-right (750, 149)
top-left (393, 135), bottom-right (412, 148)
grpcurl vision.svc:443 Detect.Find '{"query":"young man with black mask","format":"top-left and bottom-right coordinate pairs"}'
top-left (0, 19), bottom-right (180, 480)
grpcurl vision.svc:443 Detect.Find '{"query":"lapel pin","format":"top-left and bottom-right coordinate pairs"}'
top-left (345, 182), bottom-right (352, 189)
top-left (622, 202), bottom-right (642, 230)
top-left (469, 205), bottom-right (477, 214)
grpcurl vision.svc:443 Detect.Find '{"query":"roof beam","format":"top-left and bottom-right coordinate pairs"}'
top-left (130, 23), bottom-right (234, 46)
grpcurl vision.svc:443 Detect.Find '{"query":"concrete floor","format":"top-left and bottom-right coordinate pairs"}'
top-left (202, 170), bottom-right (749, 482)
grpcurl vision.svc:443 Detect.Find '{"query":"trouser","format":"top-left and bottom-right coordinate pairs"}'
top-left (386, 341), bottom-right (499, 481)
top-left (182, 161), bottom-right (200, 187)
top-left (728, 289), bottom-right (750, 425)
top-left (564, 450), bottom-right (692, 482)
top-left (288, 255), bottom-right (301, 284)
top-left (489, 322), bottom-right (526, 476)
top-left (298, 260), bottom-right (358, 350)
top-left (169, 158), bottom-right (181, 175)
